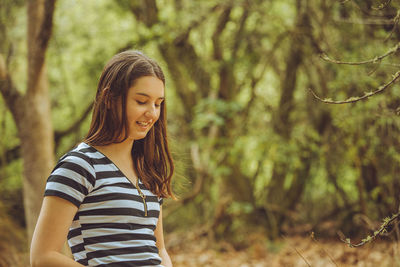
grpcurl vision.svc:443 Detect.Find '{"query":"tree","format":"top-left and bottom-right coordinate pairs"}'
top-left (0, 0), bottom-right (56, 239)
top-left (307, 0), bottom-right (400, 245)
top-left (1, 0), bottom-right (398, 247)
top-left (115, 0), bottom-right (322, 239)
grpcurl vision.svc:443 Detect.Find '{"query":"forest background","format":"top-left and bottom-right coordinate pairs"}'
top-left (0, 0), bottom-right (399, 266)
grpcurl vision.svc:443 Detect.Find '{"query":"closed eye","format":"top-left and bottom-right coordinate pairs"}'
top-left (136, 100), bottom-right (162, 107)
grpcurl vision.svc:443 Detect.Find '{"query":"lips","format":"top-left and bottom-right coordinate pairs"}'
top-left (136, 121), bottom-right (152, 129)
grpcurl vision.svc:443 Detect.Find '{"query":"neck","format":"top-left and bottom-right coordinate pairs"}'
top-left (94, 138), bottom-right (134, 160)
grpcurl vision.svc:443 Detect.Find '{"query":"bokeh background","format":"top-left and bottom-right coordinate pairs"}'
top-left (1, 0), bottom-right (400, 266)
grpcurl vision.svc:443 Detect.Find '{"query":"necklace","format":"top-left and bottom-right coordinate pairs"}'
top-left (135, 178), bottom-right (148, 216)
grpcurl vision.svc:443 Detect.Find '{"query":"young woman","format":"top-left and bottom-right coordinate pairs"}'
top-left (30, 51), bottom-right (175, 267)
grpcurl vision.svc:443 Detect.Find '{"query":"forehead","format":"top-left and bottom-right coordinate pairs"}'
top-left (128, 76), bottom-right (165, 98)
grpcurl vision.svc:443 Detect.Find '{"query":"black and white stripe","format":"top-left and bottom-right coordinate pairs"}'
top-left (45, 142), bottom-right (163, 266)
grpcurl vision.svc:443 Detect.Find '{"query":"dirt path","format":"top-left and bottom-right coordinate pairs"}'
top-left (167, 233), bottom-right (400, 267)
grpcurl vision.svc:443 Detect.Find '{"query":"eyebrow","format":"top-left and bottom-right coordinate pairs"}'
top-left (135, 93), bottom-right (165, 100)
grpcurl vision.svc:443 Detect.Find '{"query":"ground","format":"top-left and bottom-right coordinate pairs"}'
top-left (167, 232), bottom-right (400, 267)
top-left (7, 230), bottom-right (400, 266)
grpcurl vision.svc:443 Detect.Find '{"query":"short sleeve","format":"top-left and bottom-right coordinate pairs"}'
top-left (158, 197), bottom-right (163, 205)
top-left (44, 152), bottom-right (96, 207)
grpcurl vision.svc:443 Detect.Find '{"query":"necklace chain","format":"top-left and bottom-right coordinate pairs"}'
top-left (135, 178), bottom-right (148, 216)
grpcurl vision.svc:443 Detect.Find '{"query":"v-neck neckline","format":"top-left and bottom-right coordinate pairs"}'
top-left (83, 142), bottom-right (142, 189)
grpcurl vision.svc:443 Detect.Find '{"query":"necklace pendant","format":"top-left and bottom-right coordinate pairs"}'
top-left (136, 179), bottom-right (148, 217)
top-left (143, 198), bottom-right (148, 216)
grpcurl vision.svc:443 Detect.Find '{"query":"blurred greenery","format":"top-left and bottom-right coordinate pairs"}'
top-left (0, 0), bottom-right (399, 258)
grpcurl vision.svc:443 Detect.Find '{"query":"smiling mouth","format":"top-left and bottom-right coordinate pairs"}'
top-left (136, 121), bottom-right (151, 127)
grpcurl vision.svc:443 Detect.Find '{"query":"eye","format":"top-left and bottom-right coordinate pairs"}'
top-left (136, 100), bottom-right (146, 105)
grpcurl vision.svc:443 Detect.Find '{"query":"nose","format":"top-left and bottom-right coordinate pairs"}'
top-left (145, 105), bottom-right (157, 119)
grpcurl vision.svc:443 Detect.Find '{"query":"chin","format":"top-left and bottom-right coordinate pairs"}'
top-left (130, 126), bottom-right (154, 141)
top-left (131, 132), bottom-right (149, 141)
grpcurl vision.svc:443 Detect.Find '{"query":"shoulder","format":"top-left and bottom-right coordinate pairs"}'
top-left (56, 142), bottom-right (102, 169)
top-left (63, 142), bottom-right (97, 163)
top-left (45, 143), bottom-right (100, 207)
top-left (50, 143), bottom-right (99, 185)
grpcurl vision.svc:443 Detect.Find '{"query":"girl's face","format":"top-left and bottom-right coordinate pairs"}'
top-left (125, 76), bottom-right (165, 140)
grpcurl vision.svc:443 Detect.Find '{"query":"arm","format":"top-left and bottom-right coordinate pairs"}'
top-left (30, 196), bottom-right (84, 267)
top-left (155, 207), bottom-right (173, 267)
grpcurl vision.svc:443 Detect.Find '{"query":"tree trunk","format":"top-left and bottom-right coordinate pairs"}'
top-left (23, 0), bottom-right (56, 240)
top-left (0, 0), bottom-right (56, 240)
top-left (266, 0), bottom-right (309, 238)
top-left (19, 73), bottom-right (55, 239)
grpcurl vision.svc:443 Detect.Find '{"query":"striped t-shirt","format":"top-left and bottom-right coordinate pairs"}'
top-left (44, 142), bottom-right (164, 266)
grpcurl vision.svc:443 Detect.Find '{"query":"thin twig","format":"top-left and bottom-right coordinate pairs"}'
top-left (333, 17), bottom-right (397, 25)
top-left (384, 9), bottom-right (400, 42)
top-left (372, 0), bottom-right (392, 10)
top-left (0, 54), bottom-right (6, 80)
top-left (282, 235), bottom-right (311, 266)
top-left (320, 42), bottom-right (400, 65)
top-left (340, 212), bottom-right (400, 247)
top-left (308, 70), bottom-right (400, 104)
top-left (366, 61), bottom-right (381, 76)
top-left (310, 232), bottom-right (339, 267)
top-left (395, 205), bottom-right (400, 262)
top-left (342, 0), bottom-right (394, 17)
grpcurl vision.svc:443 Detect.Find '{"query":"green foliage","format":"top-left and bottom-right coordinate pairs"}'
top-left (1, 0), bottom-right (399, 243)
top-left (192, 98), bottom-right (242, 130)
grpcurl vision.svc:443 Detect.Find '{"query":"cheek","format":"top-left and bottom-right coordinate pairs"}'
top-left (156, 109), bottom-right (162, 120)
top-left (126, 105), bottom-right (141, 119)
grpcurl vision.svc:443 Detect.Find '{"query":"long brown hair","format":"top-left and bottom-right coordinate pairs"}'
top-left (85, 50), bottom-right (175, 199)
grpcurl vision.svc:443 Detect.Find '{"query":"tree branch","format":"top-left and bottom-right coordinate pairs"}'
top-left (54, 101), bottom-right (94, 145)
top-left (170, 5), bottom-right (220, 100)
top-left (342, 0), bottom-right (397, 17)
top-left (212, 5), bottom-right (232, 60)
top-left (176, 4), bottom-right (221, 41)
top-left (1, 101), bottom-right (94, 164)
top-left (129, 0), bottom-right (158, 27)
top-left (0, 53), bottom-right (6, 80)
top-left (37, 0), bottom-right (56, 52)
top-left (384, 9), bottom-right (400, 42)
top-left (333, 17), bottom-right (397, 25)
top-left (341, 211), bottom-right (400, 247)
top-left (127, 0), bottom-right (217, 102)
top-left (240, 57), bottom-right (269, 132)
top-left (231, 3), bottom-right (249, 60)
top-left (372, 0), bottom-right (392, 10)
top-left (0, 57), bottom-right (23, 164)
top-left (213, 5), bottom-right (234, 100)
top-left (0, 54), bottom-right (23, 118)
top-left (308, 70), bottom-right (400, 104)
top-left (3, 145), bottom-right (20, 164)
top-left (320, 41), bottom-right (400, 65)
top-left (27, 0), bottom-right (56, 94)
